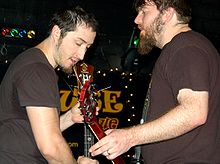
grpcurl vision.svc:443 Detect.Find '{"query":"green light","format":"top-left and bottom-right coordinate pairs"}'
top-left (134, 38), bottom-right (139, 46)
top-left (10, 28), bottom-right (19, 37)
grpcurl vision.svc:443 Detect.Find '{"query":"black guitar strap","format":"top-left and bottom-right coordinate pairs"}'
top-left (132, 79), bottom-right (152, 164)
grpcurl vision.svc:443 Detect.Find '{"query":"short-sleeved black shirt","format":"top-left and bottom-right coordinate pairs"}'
top-left (142, 31), bottom-right (220, 163)
top-left (0, 48), bottom-right (60, 163)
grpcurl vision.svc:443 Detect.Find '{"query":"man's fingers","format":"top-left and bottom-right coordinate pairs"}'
top-left (89, 139), bottom-right (110, 156)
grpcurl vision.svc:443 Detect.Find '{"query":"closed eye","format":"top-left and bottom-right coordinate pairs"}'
top-left (75, 42), bottom-right (83, 46)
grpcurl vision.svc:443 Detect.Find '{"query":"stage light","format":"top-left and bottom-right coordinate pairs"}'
top-left (27, 30), bottom-right (35, 39)
top-left (133, 38), bottom-right (139, 47)
top-left (10, 28), bottom-right (19, 38)
top-left (0, 26), bottom-right (35, 39)
top-left (1, 28), bottom-right (10, 37)
top-left (19, 29), bottom-right (27, 38)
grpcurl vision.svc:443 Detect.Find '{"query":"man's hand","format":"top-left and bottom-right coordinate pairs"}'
top-left (89, 129), bottom-right (132, 160)
top-left (77, 156), bottom-right (99, 164)
top-left (71, 102), bottom-right (100, 124)
top-left (71, 102), bottom-right (84, 123)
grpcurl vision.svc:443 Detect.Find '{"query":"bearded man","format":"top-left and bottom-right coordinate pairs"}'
top-left (89, 0), bottom-right (220, 163)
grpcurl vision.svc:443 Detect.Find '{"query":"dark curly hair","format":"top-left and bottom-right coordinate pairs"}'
top-left (48, 6), bottom-right (99, 38)
top-left (133, 0), bottom-right (192, 24)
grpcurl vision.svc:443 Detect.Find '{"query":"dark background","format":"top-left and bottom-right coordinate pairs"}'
top-left (0, 0), bottom-right (135, 68)
top-left (1, 0), bottom-right (220, 71)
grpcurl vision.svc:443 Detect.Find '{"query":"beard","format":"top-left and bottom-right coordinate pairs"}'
top-left (137, 13), bottom-right (164, 55)
top-left (55, 38), bottom-right (74, 74)
top-left (60, 66), bottom-right (74, 74)
top-left (138, 32), bottom-right (156, 55)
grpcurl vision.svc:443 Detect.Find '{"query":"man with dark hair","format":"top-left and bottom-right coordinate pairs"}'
top-left (0, 6), bottom-right (99, 164)
top-left (89, 0), bottom-right (220, 163)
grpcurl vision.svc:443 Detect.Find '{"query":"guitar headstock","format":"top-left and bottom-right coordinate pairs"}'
top-left (76, 62), bottom-right (94, 86)
top-left (76, 62), bottom-right (97, 123)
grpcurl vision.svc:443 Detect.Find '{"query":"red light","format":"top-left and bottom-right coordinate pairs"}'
top-left (1, 28), bottom-right (10, 37)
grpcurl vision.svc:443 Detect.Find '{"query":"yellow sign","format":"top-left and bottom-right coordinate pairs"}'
top-left (59, 88), bottom-right (123, 129)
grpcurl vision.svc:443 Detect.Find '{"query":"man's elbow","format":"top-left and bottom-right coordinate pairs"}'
top-left (38, 142), bottom-right (59, 162)
top-left (192, 111), bottom-right (208, 128)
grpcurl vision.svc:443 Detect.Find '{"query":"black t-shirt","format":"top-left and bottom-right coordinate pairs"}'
top-left (0, 48), bottom-right (60, 163)
top-left (142, 31), bottom-right (220, 163)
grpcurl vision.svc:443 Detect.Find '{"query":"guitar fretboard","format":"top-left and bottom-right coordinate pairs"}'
top-left (84, 123), bottom-right (94, 158)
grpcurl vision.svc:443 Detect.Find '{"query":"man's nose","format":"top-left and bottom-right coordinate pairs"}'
top-left (77, 47), bottom-right (86, 61)
top-left (134, 13), bottom-right (142, 25)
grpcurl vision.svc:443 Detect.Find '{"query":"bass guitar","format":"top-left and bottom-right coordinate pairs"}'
top-left (78, 69), bottom-right (125, 164)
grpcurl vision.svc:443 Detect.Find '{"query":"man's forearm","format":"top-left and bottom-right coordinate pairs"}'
top-left (60, 110), bottom-right (74, 132)
top-left (131, 104), bottom-right (201, 146)
top-left (47, 150), bottom-right (77, 164)
top-left (43, 135), bottom-right (77, 164)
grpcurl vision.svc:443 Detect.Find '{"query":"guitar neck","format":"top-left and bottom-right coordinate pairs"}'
top-left (88, 121), bottom-right (126, 164)
top-left (84, 123), bottom-right (94, 158)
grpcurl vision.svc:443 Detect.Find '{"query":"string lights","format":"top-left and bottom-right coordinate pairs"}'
top-left (93, 68), bottom-right (142, 125)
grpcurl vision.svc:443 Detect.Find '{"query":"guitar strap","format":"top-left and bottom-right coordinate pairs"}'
top-left (133, 79), bottom-right (152, 164)
top-left (141, 79), bottom-right (152, 123)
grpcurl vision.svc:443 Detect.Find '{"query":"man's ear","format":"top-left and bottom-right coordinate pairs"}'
top-left (51, 25), bottom-right (61, 42)
top-left (162, 7), bottom-right (175, 23)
